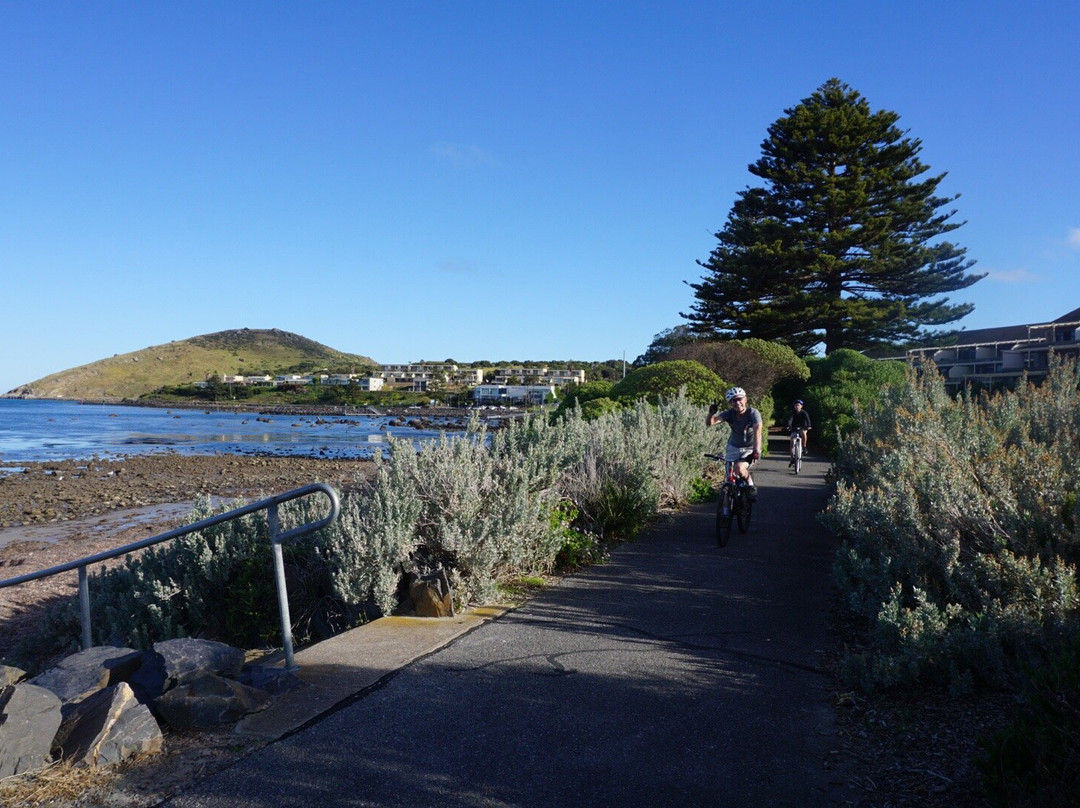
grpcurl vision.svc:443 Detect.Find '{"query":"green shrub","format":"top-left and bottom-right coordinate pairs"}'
top-left (610, 360), bottom-right (724, 406)
top-left (668, 338), bottom-right (807, 405)
top-left (687, 476), bottom-right (715, 504)
top-left (804, 349), bottom-right (907, 455)
top-left (549, 500), bottom-right (603, 570)
top-left (737, 338), bottom-right (811, 383)
top-left (580, 396), bottom-right (621, 420)
top-left (551, 380), bottom-right (615, 418)
top-left (978, 631), bottom-right (1080, 807)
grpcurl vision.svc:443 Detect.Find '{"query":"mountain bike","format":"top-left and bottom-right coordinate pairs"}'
top-left (706, 453), bottom-right (754, 546)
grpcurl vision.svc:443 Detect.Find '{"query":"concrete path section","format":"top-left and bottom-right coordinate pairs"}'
top-left (235, 608), bottom-right (508, 741)
top-left (167, 449), bottom-right (851, 808)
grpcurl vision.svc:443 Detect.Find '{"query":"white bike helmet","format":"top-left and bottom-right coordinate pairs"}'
top-left (724, 386), bottom-right (746, 402)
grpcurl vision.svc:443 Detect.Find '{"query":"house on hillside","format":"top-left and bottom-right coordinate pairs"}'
top-left (906, 306), bottom-right (1080, 391)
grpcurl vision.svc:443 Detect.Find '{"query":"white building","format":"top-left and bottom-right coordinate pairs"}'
top-left (472, 384), bottom-right (556, 405)
top-left (326, 374), bottom-right (384, 390)
top-left (487, 367), bottom-right (585, 386)
top-left (378, 363), bottom-right (483, 387)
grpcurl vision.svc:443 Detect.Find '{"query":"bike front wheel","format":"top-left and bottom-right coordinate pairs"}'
top-left (716, 486), bottom-right (733, 547)
top-left (736, 490), bottom-right (753, 534)
top-left (793, 438), bottom-right (802, 474)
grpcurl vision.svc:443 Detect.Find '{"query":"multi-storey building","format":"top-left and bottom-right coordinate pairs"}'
top-left (378, 363), bottom-right (483, 388)
top-left (472, 384), bottom-right (557, 405)
top-left (486, 367), bottom-right (585, 386)
top-left (905, 306), bottom-right (1080, 391)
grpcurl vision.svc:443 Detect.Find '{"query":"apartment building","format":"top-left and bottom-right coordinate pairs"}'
top-left (906, 306), bottom-right (1080, 391)
top-left (472, 384), bottom-right (557, 405)
top-left (378, 363), bottom-right (484, 387)
top-left (486, 366), bottom-right (586, 386)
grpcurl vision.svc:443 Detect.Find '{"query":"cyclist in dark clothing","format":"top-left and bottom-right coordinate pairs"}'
top-left (787, 399), bottom-right (812, 465)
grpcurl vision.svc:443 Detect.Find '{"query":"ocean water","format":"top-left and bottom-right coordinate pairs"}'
top-left (0, 398), bottom-right (465, 466)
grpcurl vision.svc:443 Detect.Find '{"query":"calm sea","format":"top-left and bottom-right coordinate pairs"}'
top-left (0, 398), bottom-right (464, 466)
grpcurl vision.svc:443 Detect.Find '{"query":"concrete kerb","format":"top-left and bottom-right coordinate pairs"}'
top-left (234, 606), bottom-right (509, 741)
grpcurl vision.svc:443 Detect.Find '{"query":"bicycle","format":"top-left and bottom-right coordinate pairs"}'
top-left (789, 427), bottom-right (804, 474)
top-left (705, 453), bottom-right (754, 546)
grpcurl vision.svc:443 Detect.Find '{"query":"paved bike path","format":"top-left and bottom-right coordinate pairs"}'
top-left (165, 450), bottom-right (849, 807)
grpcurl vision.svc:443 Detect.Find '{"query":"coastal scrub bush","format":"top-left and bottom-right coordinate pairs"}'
top-left (76, 498), bottom-right (282, 649)
top-left (824, 358), bottom-right (1080, 691)
top-left (555, 391), bottom-right (717, 539)
top-left (299, 446), bottom-right (420, 619)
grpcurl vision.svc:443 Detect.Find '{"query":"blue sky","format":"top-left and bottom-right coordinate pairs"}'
top-left (3, 1), bottom-right (1078, 393)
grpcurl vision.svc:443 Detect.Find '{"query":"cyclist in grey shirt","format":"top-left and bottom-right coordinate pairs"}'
top-left (706, 386), bottom-right (762, 498)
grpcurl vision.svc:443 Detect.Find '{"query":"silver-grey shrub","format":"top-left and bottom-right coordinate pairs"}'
top-left (556, 391), bottom-right (717, 539)
top-left (824, 358), bottom-right (1080, 690)
top-left (81, 497), bottom-right (275, 649)
top-left (295, 446), bottom-right (419, 618)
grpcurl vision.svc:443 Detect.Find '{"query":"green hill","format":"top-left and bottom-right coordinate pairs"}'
top-left (8, 328), bottom-right (378, 400)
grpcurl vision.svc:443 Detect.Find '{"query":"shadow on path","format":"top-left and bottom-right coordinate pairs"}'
top-left (165, 451), bottom-right (852, 808)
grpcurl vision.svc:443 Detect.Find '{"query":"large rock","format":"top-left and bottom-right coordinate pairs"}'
top-left (154, 638), bottom-right (245, 688)
top-left (409, 569), bottom-right (455, 617)
top-left (0, 683), bottom-right (63, 777)
top-left (154, 673), bottom-right (272, 730)
top-left (127, 649), bottom-right (169, 706)
top-left (53, 682), bottom-right (163, 768)
top-left (0, 664), bottom-right (26, 687)
top-left (29, 646), bottom-right (141, 705)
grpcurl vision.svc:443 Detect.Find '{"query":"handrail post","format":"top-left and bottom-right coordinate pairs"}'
top-left (78, 564), bottom-right (92, 650)
top-left (268, 502), bottom-right (297, 671)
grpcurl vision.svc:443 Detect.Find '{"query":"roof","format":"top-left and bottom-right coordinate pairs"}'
top-left (944, 306), bottom-right (1080, 347)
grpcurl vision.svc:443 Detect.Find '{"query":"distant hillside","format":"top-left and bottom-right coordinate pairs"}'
top-left (7, 328), bottom-right (378, 400)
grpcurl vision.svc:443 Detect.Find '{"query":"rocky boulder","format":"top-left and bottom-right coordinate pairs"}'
top-left (53, 682), bottom-right (163, 767)
top-left (409, 568), bottom-right (455, 618)
top-left (0, 683), bottom-right (63, 777)
top-left (155, 638), bottom-right (246, 687)
top-left (29, 646), bottom-right (141, 705)
top-left (0, 664), bottom-right (26, 687)
top-left (154, 673), bottom-right (272, 730)
top-left (0, 637), bottom-right (278, 776)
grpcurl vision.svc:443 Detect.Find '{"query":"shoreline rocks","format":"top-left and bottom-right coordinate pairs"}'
top-left (1, 639), bottom-right (289, 775)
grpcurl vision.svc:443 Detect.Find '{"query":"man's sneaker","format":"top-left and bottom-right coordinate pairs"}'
top-left (746, 483), bottom-right (757, 500)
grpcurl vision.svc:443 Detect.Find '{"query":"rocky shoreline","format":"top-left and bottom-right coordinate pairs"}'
top-left (0, 453), bottom-right (376, 530)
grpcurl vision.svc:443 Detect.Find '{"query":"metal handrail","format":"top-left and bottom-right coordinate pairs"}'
top-left (0, 482), bottom-right (340, 670)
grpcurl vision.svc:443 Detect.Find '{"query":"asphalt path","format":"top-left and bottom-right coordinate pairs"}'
top-left (165, 447), bottom-right (849, 808)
